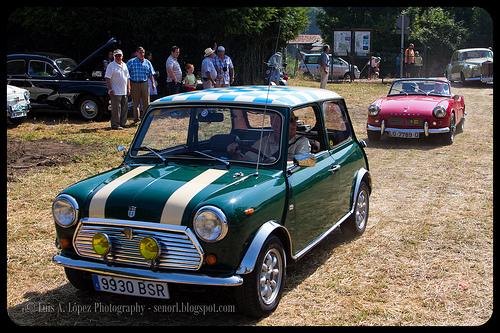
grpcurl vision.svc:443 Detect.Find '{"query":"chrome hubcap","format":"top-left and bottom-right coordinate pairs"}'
top-left (259, 248), bottom-right (282, 305)
top-left (355, 189), bottom-right (368, 230)
top-left (80, 100), bottom-right (98, 118)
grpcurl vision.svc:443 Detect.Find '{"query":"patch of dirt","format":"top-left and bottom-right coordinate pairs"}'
top-left (7, 139), bottom-right (94, 182)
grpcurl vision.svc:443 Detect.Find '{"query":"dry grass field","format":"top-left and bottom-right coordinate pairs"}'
top-left (6, 79), bottom-right (493, 325)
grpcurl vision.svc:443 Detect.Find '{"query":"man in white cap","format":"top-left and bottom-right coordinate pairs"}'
top-left (201, 47), bottom-right (217, 89)
top-left (214, 45), bottom-right (235, 87)
top-left (105, 49), bottom-right (130, 130)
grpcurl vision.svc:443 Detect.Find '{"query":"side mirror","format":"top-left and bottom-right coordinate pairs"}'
top-left (359, 139), bottom-right (367, 148)
top-left (294, 153), bottom-right (316, 167)
top-left (453, 95), bottom-right (461, 101)
top-left (117, 145), bottom-right (127, 157)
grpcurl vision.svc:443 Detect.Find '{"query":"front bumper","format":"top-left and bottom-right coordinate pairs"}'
top-left (7, 103), bottom-right (30, 118)
top-left (367, 120), bottom-right (450, 136)
top-left (53, 254), bottom-right (243, 287)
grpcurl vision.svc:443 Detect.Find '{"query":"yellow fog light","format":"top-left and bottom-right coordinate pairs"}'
top-left (92, 233), bottom-right (111, 256)
top-left (139, 237), bottom-right (161, 260)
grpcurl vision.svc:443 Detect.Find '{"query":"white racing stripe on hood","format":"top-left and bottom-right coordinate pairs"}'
top-left (88, 165), bottom-right (155, 218)
top-left (160, 169), bottom-right (228, 225)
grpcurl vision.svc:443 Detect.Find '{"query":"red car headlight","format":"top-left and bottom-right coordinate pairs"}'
top-left (433, 106), bottom-right (447, 118)
top-left (368, 104), bottom-right (381, 116)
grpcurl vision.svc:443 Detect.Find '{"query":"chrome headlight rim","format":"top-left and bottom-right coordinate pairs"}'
top-left (368, 104), bottom-right (381, 116)
top-left (52, 194), bottom-right (79, 228)
top-left (433, 105), bottom-right (447, 118)
top-left (23, 90), bottom-right (30, 101)
top-left (193, 206), bottom-right (228, 243)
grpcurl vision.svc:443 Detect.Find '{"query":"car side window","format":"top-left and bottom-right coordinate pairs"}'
top-left (7, 60), bottom-right (26, 76)
top-left (304, 56), bottom-right (320, 65)
top-left (292, 105), bottom-right (324, 154)
top-left (322, 101), bottom-right (351, 148)
top-left (28, 60), bottom-right (57, 77)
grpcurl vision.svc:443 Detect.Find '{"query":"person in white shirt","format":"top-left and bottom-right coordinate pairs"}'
top-left (166, 46), bottom-right (182, 95)
top-left (105, 49), bottom-right (130, 130)
top-left (201, 48), bottom-right (217, 89)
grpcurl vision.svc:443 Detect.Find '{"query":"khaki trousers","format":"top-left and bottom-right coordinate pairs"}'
top-left (320, 69), bottom-right (329, 89)
top-left (131, 82), bottom-right (149, 121)
top-left (110, 94), bottom-right (128, 128)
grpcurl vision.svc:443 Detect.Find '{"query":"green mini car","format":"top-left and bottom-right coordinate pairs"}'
top-left (52, 85), bottom-right (372, 317)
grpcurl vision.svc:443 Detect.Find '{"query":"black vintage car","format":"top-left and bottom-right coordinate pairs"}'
top-left (7, 38), bottom-right (118, 120)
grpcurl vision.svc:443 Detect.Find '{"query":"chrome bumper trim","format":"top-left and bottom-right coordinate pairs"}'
top-left (53, 255), bottom-right (243, 286)
top-left (367, 124), bottom-right (450, 134)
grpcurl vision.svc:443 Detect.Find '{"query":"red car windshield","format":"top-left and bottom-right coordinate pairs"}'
top-left (388, 80), bottom-right (451, 97)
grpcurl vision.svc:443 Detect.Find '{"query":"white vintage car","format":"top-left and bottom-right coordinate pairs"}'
top-left (7, 84), bottom-right (30, 125)
top-left (445, 48), bottom-right (493, 84)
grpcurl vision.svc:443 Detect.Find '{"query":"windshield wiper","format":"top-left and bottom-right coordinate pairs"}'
top-left (192, 150), bottom-right (230, 169)
top-left (135, 146), bottom-right (167, 164)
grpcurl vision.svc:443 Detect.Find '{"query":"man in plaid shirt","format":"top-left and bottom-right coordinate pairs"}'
top-left (127, 46), bottom-right (156, 123)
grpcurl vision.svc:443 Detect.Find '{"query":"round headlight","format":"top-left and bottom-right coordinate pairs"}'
top-left (193, 206), bottom-right (228, 243)
top-left (52, 194), bottom-right (79, 228)
top-left (433, 105), bottom-right (447, 118)
top-left (139, 237), bottom-right (161, 260)
top-left (368, 104), bottom-right (381, 116)
top-left (92, 233), bottom-right (111, 256)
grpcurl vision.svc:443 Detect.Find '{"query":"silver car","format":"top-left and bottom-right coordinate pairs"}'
top-left (445, 48), bottom-right (493, 84)
top-left (7, 84), bottom-right (30, 126)
top-left (299, 53), bottom-right (361, 81)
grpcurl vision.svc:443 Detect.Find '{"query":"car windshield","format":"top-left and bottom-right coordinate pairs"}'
top-left (129, 106), bottom-right (283, 166)
top-left (55, 57), bottom-right (78, 74)
top-left (388, 80), bottom-right (451, 97)
top-left (460, 50), bottom-right (493, 60)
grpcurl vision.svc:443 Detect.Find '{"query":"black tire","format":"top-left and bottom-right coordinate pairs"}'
top-left (7, 116), bottom-right (26, 127)
top-left (456, 116), bottom-right (465, 133)
top-left (367, 130), bottom-right (381, 141)
top-left (460, 72), bottom-right (467, 85)
top-left (77, 95), bottom-right (104, 121)
top-left (439, 113), bottom-right (456, 145)
top-left (341, 181), bottom-right (370, 239)
top-left (64, 267), bottom-right (95, 291)
top-left (234, 235), bottom-right (286, 318)
top-left (343, 72), bottom-right (353, 82)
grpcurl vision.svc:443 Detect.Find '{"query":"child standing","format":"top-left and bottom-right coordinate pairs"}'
top-left (182, 63), bottom-right (197, 91)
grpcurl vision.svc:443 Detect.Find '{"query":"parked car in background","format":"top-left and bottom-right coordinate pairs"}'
top-left (7, 37), bottom-right (118, 120)
top-left (366, 78), bottom-right (465, 145)
top-left (298, 53), bottom-right (360, 81)
top-left (52, 85), bottom-right (371, 317)
top-left (445, 48), bottom-right (493, 84)
top-left (7, 84), bottom-right (30, 126)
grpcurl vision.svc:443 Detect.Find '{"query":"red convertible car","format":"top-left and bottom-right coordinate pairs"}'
top-left (366, 78), bottom-right (465, 144)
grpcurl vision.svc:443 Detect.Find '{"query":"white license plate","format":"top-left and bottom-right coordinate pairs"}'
top-left (92, 274), bottom-right (170, 299)
top-left (388, 131), bottom-right (419, 138)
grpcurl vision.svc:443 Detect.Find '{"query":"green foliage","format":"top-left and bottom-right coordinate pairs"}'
top-left (7, 7), bottom-right (309, 84)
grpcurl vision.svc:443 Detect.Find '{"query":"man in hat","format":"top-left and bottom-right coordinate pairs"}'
top-left (105, 49), bottom-right (130, 130)
top-left (214, 46), bottom-right (235, 87)
top-left (201, 47), bottom-right (217, 89)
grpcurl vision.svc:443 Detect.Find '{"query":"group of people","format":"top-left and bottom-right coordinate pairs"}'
top-left (103, 44), bottom-right (235, 130)
top-left (398, 43), bottom-right (424, 78)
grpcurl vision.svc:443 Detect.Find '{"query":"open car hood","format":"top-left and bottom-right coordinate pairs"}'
top-left (70, 37), bottom-right (119, 74)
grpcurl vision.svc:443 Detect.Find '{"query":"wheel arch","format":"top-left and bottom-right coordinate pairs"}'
top-left (236, 221), bottom-right (292, 275)
top-left (350, 168), bottom-right (372, 211)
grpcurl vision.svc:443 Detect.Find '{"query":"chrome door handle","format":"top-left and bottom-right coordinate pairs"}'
top-left (328, 164), bottom-right (341, 173)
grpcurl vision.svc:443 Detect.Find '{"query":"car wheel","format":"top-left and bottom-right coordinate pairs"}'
top-left (439, 113), bottom-right (456, 145)
top-left (64, 267), bottom-right (95, 291)
top-left (234, 235), bottom-right (286, 318)
top-left (343, 72), bottom-right (353, 82)
top-left (456, 116), bottom-right (465, 133)
top-left (367, 130), bottom-right (381, 141)
top-left (460, 72), bottom-right (467, 85)
top-left (7, 116), bottom-right (26, 127)
top-left (341, 181), bottom-right (369, 238)
top-left (77, 95), bottom-right (103, 121)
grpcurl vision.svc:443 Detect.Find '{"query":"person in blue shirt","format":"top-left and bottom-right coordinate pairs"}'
top-left (127, 46), bottom-right (155, 124)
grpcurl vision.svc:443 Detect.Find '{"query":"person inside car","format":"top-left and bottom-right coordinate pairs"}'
top-left (226, 112), bottom-right (310, 162)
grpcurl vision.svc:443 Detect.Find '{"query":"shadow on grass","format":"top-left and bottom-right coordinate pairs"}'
top-left (7, 228), bottom-right (355, 326)
top-left (361, 134), bottom-right (458, 151)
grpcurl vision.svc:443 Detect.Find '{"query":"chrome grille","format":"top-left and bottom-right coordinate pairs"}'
top-left (73, 218), bottom-right (204, 271)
